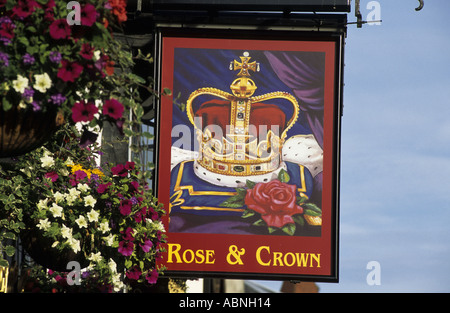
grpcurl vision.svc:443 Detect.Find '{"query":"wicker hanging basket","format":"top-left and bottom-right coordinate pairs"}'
top-left (0, 106), bottom-right (64, 158)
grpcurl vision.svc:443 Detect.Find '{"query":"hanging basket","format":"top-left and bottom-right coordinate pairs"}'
top-left (0, 106), bottom-right (64, 158)
top-left (20, 223), bottom-right (89, 272)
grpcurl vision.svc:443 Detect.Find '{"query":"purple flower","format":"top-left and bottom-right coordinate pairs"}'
top-left (31, 101), bottom-right (41, 111)
top-left (0, 52), bottom-right (8, 67)
top-left (22, 87), bottom-right (34, 101)
top-left (49, 93), bottom-right (66, 105)
top-left (22, 53), bottom-right (35, 65)
top-left (49, 51), bottom-right (62, 63)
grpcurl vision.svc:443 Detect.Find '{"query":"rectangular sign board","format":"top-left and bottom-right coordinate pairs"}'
top-left (155, 27), bottom-right (343, 282)
top-left (149, 0), bottom-right (351, 12)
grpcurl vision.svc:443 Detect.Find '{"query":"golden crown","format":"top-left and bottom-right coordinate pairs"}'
top-left (186, 52), bottom-right (299, 176)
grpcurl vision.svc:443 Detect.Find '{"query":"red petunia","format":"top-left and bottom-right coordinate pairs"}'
top-left (0, 22), bottom-right (15, 40)
top-left (119, 199), bottom-right (132, 216)
top-left (57, 60), bottom-right (83, 82)
top-left (71, 100), bottom-right (98, 123)
top-left (80, 43), bottom-right (94, 60)
top-left (103, 98), bottom-right (124, 119)
top-left (49, 19), bottom-right (71, 39)
top-left (80, 3), bottom-right (97, 26)
top-left (44, 171), bottom-right (58, 182)
top-left (11, 0), bottom-right (39, 19)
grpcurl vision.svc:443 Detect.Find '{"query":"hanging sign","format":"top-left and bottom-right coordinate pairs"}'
top-left (155, 27), bottom-right (343, 282)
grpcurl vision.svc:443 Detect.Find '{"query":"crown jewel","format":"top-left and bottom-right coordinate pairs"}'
top-left (186, 52), bottom-right (299, 177)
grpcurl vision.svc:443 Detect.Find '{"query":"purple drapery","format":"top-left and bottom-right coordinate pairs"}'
top-left (264, 51), bottom-right (325, 149)
top-left (264, 51), bottom-right (325, 206)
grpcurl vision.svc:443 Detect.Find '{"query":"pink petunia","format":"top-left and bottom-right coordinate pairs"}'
top-left (119, 199), bottom-right (132, 216)
top-left (118, 241), bottom-right (134, 256)
top-left (111, 163), bottom-right (127, 177)
top-left (49, 18), bottom-right (71, 39)
top-left (80, 3), bottom-right (97, 26)
top-left (145, 269), bottom-right (158, 284)
top-left (71, 100), bottom-right (98, 123)
top-left (97, 182), bottom-right (111, 194)
top-left (125, 267), bottom-right (141, 280)
top-left (44, 171), bottom-right (58, 182)
top-left (139, 238), bottom-right (153, 253)
top-left (102, 99), bottom-right (124, 120)
top-left (57, 60), bottom-right (83, 82)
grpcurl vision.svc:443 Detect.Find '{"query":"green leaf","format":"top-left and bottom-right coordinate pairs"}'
top-left (219, 196), bottom-right (245, 208)
top-left (292, 214), bottom-right (305, 226)
top-left (303, 203), bottom-right (322, 214)
top-left (2, 97), bottom-right (12, 111)
top-left (241, 209), bottom-right (255, 219)
top-left (236, 187), bottom-right (247, 198)
top-left (5, 245), bottom-right (16, 257)
top-left (282, 223), bottom-right (296, 236)
top-left (253, 219), bottom-right (266, 227)
top-left (246, 180), bottom-right (256, 189)
top-left (0, 259), bottom-right (9, 267)
top-left (3, 232), bottom-right (16, 240)
top-left (304, 209), bottom-right (322, 217)
top-left (268, 226), bottom-right (278, 234)
top-left (278, 168), bottom-right (290, 183)
top-left (296, 196), bottom-right (308, 204)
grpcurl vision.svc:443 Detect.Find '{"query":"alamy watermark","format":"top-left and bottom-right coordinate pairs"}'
top-left (66, 1), bottom-right (81, 26)
top-left (366, 261), bottom-right (381, 286)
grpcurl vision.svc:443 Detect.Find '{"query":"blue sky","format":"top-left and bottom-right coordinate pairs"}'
top-left (257, 0), bottom-right (450, 293)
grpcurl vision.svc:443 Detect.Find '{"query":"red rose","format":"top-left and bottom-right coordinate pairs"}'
top-left (244, 180), bottom-right (303, 228)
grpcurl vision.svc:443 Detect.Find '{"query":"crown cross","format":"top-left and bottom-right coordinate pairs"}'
top-left (230, 52), bottom-right (260, 77)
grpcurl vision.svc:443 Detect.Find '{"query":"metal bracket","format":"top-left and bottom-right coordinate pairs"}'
top-left (415, 0), bottom-right (424, 11)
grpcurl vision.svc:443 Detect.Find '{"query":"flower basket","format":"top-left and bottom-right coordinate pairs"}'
top-left (20, 218), bottom-right (88, 272)
top-left (0, 0), bottom-right (153, 157)
top-left (0, 105), bottom-right (64, 158)
top-left (0, 125), bottom-right (166, 291)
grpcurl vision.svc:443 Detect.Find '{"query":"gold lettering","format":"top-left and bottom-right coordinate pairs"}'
top-left (167, 243), bottom-right (182, 263)
top-left (256, 246), bottom-right (271, 266)
top-left (255, 246), bottom-right (321, 268)
top-left (273, 252), bottom-right (283, 266)
top-left (310, 253), bottom-right (321, 268)
top-left (166, 243), bottom-right (216, 264)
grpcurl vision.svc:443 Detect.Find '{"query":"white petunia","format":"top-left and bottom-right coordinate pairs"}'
top-left (49, 203), bottom-right (63, 217)
top-left (77, 183), bottom-right (90, 193)
top-left (108, 258), bottom-right (117, 273)
top-left (64, 157), bottom-right (74, 166)
top-left (75, 215), bottom-right (88, 228)
top-left (103, 234), bottom-right (115, 247)
top-left (88, 252), bottom-right (103, 263)
top-left (37, 198), bottom-right (49, 210)
top-left (53, 191), bottom-right (65, 204)
top-left (61, 224), bottom-right (72, 239)
top-left (87, 209), bottom-right (99, 222)
top-left (67, 237), bottom-right (80, 254)
top-left (84, 195), bottom-right (96, 208)
top-left (12, 75), bottom-right (29, 93)
top-left (37, 218), bottom-right (51, 231)
top-left (33, 73), bottom-right (52, 93)
top-left (98, 220), bottom-right (110, 233)
top-left (40, 154), bottom-right (54, 168)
